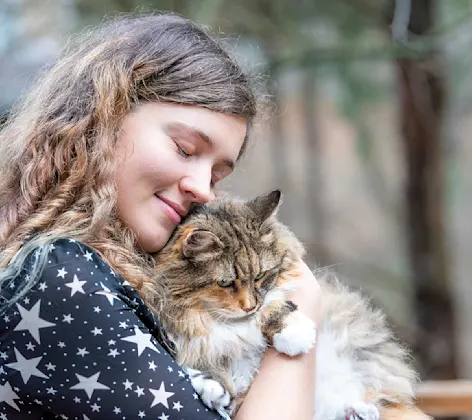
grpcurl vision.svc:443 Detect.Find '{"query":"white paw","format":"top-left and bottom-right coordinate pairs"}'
top-left (273, 311), bottom-right (317, 356)
top-left (185, 367), bottom-right (233, 418)
top-left (345, 402), bottom-right (380, 420)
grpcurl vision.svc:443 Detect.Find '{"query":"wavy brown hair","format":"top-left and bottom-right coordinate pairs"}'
top-left (0, 13), bottom-right (258, 307)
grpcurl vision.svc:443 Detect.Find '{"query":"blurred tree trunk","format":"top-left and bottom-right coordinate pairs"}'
top-left (393, 0), bottom-right (458, 384)
top-left (267, 62), bottom-right (292, 224)
top-left (302, 70), bottom-right (329, 266)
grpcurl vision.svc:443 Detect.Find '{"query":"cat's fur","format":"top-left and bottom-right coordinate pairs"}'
top-left (145, 191), bottom-right (430, 420)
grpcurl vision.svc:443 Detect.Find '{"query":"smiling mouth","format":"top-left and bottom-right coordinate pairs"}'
top-left (155, 195), bottom-right (182, 224)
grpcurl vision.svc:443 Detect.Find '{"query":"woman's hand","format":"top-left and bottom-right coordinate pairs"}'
top-left (235, 260), bottom-right (322, 420)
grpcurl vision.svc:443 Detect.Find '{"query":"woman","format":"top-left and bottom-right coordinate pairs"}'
top-left (0, 13), bottom-right (321, 419)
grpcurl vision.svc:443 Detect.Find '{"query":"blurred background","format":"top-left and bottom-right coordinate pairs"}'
top-left (1, 0), bottom-right (471, 414)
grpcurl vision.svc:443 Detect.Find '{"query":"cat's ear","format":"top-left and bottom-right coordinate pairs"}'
top-left (246, 190), bottom-right (282, 223)
top-left (182, 229), bottom-right (224, 260)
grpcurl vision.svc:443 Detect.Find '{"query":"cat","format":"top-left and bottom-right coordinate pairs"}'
top-left (145, 190), bottom-right (431, 420)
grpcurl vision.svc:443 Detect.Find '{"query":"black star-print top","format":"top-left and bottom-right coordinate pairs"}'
top-left (0, 239), bottom-right (222, 420)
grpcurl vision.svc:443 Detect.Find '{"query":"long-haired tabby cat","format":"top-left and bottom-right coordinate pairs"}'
top-left (145, 191), bottom-right (430, 420)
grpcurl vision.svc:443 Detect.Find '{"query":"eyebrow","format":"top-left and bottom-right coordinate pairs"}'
top-left (168, 122), bottom-right (235, 170)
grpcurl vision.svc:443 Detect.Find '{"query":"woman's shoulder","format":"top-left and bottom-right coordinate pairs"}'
top-left (1, 237), bottom-right (174, 352)
top-left (47, 238), bottom-right (118, 280)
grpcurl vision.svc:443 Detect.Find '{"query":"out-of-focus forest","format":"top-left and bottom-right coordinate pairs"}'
top-left (1, 0), bottom-right (472, 411)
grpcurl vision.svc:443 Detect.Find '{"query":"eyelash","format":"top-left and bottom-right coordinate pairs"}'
top-left (173, 139), bottom-right (222, 188)
top-left (176, 144), bottom-right (192, 159)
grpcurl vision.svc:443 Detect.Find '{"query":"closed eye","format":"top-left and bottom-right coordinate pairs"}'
top-left (176, 143), bottom-right (192, 158)
top-left (254, 271), bottom-right (266, 281)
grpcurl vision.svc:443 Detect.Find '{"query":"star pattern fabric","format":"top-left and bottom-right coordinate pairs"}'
top-left (0, 239), bottom-right (222, 419)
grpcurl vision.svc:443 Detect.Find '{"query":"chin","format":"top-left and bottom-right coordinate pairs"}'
top-left (137, 227), bottom-right (173, 254)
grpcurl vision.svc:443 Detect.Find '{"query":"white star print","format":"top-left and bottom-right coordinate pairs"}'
top-left (121, 325), bottom-right (160, 356)
top-left (45, 362), bottom-right (56, 371)
top-left (23, 297), bottom-right (30, 305)
top-left (178, 370), bottom-right (185, 378)
top-left (14, 300), bottom-right (55, 343)
top-left (0, 352), bottom-right (7, 360)
top-left (108, 339), bottom-right (116, 346)
top-left (69, 371), bottom-right (110, 399)
top-left (57, 267), bottom-right (68, 279)
top-left (95, 282), bottom-right (120, 305)
top-left (90, 402), bottom-right (100, 412)
top-left (33, 398), bottom-right (43, 405)
top-left (167, 366), bottom-right (173, 373)
top-left (138, 411), bottom-right (146, 418)
top-left (0, 413), bottom-right (8, 420)
top-left (91, 327), bottom-right (102, 336)
top-left (25, 342), bottom-right (35, 351)
top-left (65, 274), bottom-right (87, 296)
top-left (108, 348), bottom-right (119, 358)
top-left (149, 361), bottom-right (157, 371)
top-left (193, 392), bottom-right (199, 400)
top-left (6, 348), bottom-right (48, 383)
top-left (135, 386), bottom-right (145, 397)
top-left (0, 366), bottom-right (6, 375)
top-left (93, 306), bottom-right (101, 313)
top-left (46, 387), bottom-right (57, 395)
top-left (0, 381), bottom-right (20, 411)
top-left (58, 341), bottom-right (66, 348)
top-left (119, 321), bottom-right (128, 329)
top-left (77, 347), bottom-right (90, 357)
top-left (123, 379), bottom-right (133, 390)
top-left (38, 282), bottom-right (48, 291)
top-left (73, 396), bottom-right (81, 403)
top-left (158, 414), bottom-right (169, 420)
top-left (63, 314), bottom-right (74, 323)
top-left (3, 315), bottom-right (9, 323)
top-left (83, 251), bottom-right (93, 261)
top-left (149, 382), bottom-right (174, 409)
top-left (113, 406), bottom-right (121, 414)
top-left (173, 401), bottom-right (183, 412)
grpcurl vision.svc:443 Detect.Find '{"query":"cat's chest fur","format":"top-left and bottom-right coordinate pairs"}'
top-left (209, 318), bottom-right (266, 393)
top-left (174, 315), bottom-right (267, 395)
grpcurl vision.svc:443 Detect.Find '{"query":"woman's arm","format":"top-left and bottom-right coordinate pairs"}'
top-left (235, 261), bottom-right (322, 420)
top-left (0, 240), bottom-right (219, 419)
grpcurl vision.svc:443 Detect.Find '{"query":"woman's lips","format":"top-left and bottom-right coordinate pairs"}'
top-left (155, 195), bottom-right (181, 224)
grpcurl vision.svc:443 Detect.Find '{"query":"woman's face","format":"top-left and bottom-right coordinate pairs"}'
top-left (115, 102), bottom-right (247, 253)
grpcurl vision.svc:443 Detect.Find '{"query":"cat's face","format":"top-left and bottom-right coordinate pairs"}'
top-left (155, 191), bottom-right (304, 320)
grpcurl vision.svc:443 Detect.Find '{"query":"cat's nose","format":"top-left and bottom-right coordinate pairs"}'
top-left (241, 298), bottom-right (257, 312)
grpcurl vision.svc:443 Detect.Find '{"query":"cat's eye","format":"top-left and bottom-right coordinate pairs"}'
top-left (217, 278), bottom-right (234, 288)
top-left (254, 271), bottom-right (266, 281)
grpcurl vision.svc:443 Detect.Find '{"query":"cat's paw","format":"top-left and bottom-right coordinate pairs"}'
top-left (273, 311), bottom-right (317, 356)
top-left (185, 367), bottom-right (233, 419)
top-left (344, 402), bottom-right (380, 420)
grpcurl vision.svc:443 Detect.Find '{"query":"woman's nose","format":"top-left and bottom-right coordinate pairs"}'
top-left (180, 171), bottom-right (215, 204)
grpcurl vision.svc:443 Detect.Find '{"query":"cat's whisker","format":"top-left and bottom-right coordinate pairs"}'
top-left (313, 263), bottom-right (345, 275)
